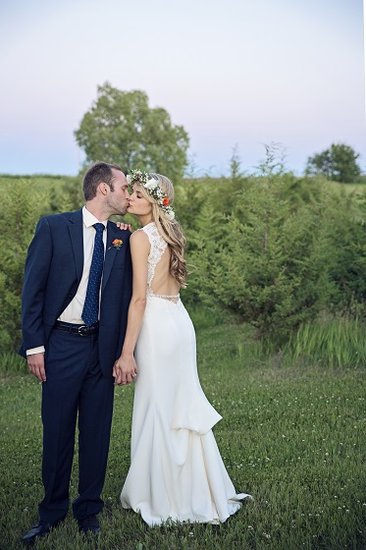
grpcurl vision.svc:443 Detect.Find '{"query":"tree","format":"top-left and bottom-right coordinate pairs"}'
top-left (305, 143), bottom-right (361, 183)
top-left (75, 83), bottom-right (190, 182)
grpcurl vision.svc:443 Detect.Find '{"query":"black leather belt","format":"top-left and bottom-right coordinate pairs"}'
top-left (55, 321), bottom-right (99, 336)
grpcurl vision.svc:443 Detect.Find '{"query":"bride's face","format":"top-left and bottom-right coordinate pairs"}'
top-left (128, 185), bottom-right (152, 217)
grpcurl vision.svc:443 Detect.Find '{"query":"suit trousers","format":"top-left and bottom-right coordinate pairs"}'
top-left (38, 327), bottom-right (114, 524)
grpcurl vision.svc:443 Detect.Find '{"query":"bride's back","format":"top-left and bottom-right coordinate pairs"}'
top-left (141, 222), bottom-right (180, 298)
top-left (151, 247), bottom-right (180, 297)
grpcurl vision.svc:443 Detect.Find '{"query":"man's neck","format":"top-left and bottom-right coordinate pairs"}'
top-left (85, 201), bottom-right (109, 222)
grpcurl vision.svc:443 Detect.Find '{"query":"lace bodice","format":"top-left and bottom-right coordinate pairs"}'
top-left (140, 223), bottom-right (167, 287)
top-left (140, 223), bottom-right (179, 302)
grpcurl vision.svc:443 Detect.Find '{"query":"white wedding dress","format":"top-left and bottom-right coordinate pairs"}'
top-left (120, 223), bottom-right (250, 526)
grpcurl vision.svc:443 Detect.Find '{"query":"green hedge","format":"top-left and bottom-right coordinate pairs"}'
top-left (178, 175), bottom-right (366, 344)
top-left (1, 173), bottom-right (366, 352)
top-left (0, 176), bottom-right (81, 351)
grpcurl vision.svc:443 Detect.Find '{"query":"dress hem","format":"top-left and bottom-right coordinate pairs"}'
top-left (121, 494), bottom-right (253, 527)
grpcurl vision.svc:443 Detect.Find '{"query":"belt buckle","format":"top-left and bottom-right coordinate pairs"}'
top-left (77, 324), bottom-right (88, 336)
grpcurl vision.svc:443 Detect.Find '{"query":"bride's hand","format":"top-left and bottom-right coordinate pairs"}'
top-left (113, 355), bottom-right (137, 385)
top-left (115, 222), bottom-right (132, 231)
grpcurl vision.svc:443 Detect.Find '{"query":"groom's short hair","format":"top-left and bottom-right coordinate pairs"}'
top-left (83, 162), bottom-right (123, 200)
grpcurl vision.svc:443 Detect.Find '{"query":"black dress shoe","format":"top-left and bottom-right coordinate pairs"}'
top-left (78, 515), bottom-right (100, 534)
top-left (21, 522), bottom-right (59, 545)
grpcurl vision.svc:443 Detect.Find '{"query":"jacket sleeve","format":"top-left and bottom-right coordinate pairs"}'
top-left (21, 217), bottom-right (53, 350)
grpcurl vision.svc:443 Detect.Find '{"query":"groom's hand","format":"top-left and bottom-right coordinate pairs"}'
top-left (113, 363), bottom-right (123, 385)
top-left (27, 353), bottom-right (46, 382)
top-left (113, 355), bottom-right (137, 385)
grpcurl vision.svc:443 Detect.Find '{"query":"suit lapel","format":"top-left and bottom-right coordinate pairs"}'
top-left (102, 221), bottom-right (120, 291)
top-left (68, 209), bottom-right (83, 282)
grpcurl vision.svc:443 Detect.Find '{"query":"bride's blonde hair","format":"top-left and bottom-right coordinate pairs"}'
top-left (136, 173), bottom-right (187, 288)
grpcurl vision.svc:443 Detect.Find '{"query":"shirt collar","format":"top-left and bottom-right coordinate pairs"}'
top-left (82, 206), bottom-right (108, 229)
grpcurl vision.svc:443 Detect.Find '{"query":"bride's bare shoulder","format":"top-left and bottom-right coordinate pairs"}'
top-left (130, 229), bottom-right (150, 249)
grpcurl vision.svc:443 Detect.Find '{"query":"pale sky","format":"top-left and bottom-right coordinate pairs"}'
top-left (0, 0), bottom-right (365, 176)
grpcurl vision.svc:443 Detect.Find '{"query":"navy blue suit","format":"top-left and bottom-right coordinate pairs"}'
top-left (20, 209), bottom-right (132, 523)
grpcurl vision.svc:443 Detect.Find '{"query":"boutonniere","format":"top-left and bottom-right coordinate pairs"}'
top-left (109, 238), bottom-right (123, 250)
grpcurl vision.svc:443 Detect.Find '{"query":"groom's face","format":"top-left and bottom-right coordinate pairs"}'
top-left (106, 169), bottom-right (130, 215)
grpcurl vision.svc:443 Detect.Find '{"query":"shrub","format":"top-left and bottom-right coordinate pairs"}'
top-left (0, 176), bottom-right (81, 353)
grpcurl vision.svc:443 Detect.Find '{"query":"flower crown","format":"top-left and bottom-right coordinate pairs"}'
top-left (127, 169), bottom-right (175, 221)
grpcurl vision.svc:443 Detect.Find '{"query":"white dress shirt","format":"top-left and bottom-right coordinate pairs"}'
top-left (26, 207), bottom-right (108, 356)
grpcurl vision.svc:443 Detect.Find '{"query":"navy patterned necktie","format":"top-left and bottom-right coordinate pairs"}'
top-left (82, 223), bottom-right (105, 326)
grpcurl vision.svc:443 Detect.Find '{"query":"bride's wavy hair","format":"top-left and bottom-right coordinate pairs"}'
top-left (136, 173), bottom-right (187, 288)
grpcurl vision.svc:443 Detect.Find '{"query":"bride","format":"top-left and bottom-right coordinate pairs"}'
top-left (113, 170), bottom-right (251, 526)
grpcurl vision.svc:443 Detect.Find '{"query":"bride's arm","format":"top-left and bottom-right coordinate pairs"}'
top-left (113, 230), bottom-right (150, 385)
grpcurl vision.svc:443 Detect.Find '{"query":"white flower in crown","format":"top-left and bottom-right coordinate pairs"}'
top-left (166, 208), bottom-right (175, 221)
top-left (144, 178), bottom-right (159, 191)
top-left (127, 170), bottom-right (147, 185)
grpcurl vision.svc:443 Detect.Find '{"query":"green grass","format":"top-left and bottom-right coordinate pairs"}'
top-left (1, 324), bottom-right (365, 549)
top-left (287, 316), bottom-right (366, 368)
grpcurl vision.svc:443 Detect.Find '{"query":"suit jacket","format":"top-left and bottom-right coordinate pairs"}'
top-left (19, 209), bottom-right (132, 376)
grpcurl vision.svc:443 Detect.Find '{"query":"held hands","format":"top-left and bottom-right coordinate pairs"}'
top-left (27, 353), bottom-right (46, 382)
top-left (113, 354), bottom-right (137, 385)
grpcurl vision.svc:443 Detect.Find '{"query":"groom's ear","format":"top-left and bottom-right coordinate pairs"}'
top-left (99, 181), bottom-right (109, 196)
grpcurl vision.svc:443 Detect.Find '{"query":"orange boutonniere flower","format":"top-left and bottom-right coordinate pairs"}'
top-left (162, 197), bottom-right (170, 206)
top-left (111, 238), bottom-right (123, 250)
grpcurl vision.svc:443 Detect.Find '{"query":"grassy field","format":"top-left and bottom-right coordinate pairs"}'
top-left (0, 324), bottom-right (365, 549)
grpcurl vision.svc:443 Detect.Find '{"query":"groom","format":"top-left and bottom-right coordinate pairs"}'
top-left (20, 162), bottom-right (132, 544)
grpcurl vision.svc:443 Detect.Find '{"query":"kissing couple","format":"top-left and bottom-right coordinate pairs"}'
top-left (20, 162), bottom-right (251, 545)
